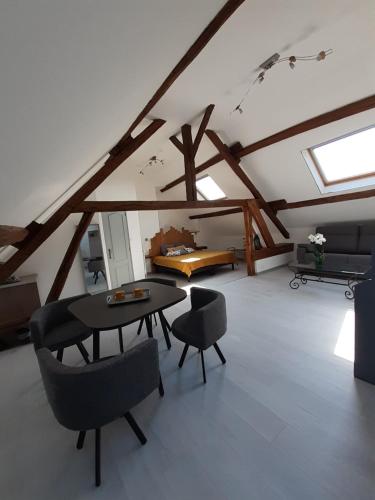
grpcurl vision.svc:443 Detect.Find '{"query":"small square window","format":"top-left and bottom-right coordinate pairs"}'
top-left (196, 175), bottom-right (226, 200)
top-left (303, 125), bottom-right (375, 193)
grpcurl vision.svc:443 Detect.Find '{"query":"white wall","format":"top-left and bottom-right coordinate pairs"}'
top-left (17, 216), bottom-right (86, 304)
top-left (134, 177), bottom-right (160, 255)
top-left (96, 169), bottom-right (146, 280)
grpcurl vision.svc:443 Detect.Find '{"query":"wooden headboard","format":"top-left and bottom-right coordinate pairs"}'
top-left (147, 227), bottom-right (196, 257)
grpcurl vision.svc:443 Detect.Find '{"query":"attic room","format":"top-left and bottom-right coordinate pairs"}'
top-left (0, 0), bottom-right (375, 498)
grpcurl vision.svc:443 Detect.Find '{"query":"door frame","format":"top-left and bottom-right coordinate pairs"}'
top-left (98, 211), bottom-right (134, 289)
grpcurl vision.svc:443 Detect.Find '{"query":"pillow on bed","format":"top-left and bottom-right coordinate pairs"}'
top-left (160, 242), bottom-right (185, 256)
top-left (166, 245), bottom-right (187, 256)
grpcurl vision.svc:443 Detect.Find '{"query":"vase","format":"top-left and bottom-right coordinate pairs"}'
top-left (315, 253), bottom-right (324, 269)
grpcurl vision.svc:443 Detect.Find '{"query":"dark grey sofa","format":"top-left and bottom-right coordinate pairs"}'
top-left (297, 222), bottom-right (375, 271)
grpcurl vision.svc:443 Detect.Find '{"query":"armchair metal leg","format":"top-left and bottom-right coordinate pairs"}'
top-left (56, 349), bottom-right (64, 362)
top-left (178, 344), bottom-right (189, 368)
top-left (213, 342), bottom-right (226, 364)
top-left (137, 318), bottom-right (144, 336)
top-left (77, 342), bottom-right (90, 364)
top-left (124, 411), bottom-right (147, 445)
top-left (95, 428), bottom-right (101, 487)
top-left (200, 350), bottom-right (207, 384)
top-left (158, 375), bottom-right (165, 397)
top-left (118, 328), bottom-right (124, 353)
top-left (76, 431), bottom-right (86, 450)
top-left (159, 312), bottom-right (171, 350)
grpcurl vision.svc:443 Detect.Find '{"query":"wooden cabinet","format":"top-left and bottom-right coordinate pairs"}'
top-left (0, 275), bottom-right (40, 348)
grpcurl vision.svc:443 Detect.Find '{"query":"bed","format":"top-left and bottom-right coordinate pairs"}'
top-left (147, 227), bottom-right (236, 281)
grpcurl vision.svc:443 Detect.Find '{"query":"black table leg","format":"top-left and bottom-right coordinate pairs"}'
top-left (145, 315), bottom-right (153, 338)
top-left (159, 311), bottom-right (172, 350)
top-left (118, 327), bottom-right (124, 353)
top-left (93, 329), bottom-right (100, 361)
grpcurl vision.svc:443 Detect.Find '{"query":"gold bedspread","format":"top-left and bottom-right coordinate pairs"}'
top-left (152, 250), bottom-right (236, 278)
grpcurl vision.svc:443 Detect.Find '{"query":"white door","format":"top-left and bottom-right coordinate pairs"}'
top-left (102, 212), bottom-right (134, 288)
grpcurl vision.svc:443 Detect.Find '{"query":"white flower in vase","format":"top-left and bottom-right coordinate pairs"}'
top-left (308, 232), bottom-right (326, 267)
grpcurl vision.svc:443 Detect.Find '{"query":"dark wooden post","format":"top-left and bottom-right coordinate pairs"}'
top-left (243, 204), bottom-right (255, 276)
top-left (181, 124), bottom-right (197, 201)
top-left (248, 199), bottom-right (275, 248)
top-left (170, 104), bottom-right (215, 202)
top-left (46, 212), bottom-right (94, 303)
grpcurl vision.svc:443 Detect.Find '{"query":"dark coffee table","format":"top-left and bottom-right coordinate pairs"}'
top-left (69, 281), bottom-right (187, 360)
top-left (288, 261), bottom-right (370, 299)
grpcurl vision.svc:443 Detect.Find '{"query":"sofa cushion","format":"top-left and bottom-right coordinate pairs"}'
top-left (317, 224), bottom-right (358, 254)
top-left (358, 223), bottom-right (375, 255)
top-left (324, 253), bottom-right (371, 272)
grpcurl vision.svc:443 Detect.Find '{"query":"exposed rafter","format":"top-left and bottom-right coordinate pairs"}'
top-left (170, 105), bottom-right (215, 201)
top-left (114, 0), bottom-right (244, 143)
top-left (248, 199), bottom-right (275, 248)
top-left (192, 104), bottom-right (215, 156)
top-left (270, 188), bottom-right (375, 211)
top-left (0, 1), bottom-right (244, 282)
top-left (73, 199), bottom-right (249, 213)
top-left (181, 124), bottom-right (197, 200)
top-left (205, 130), bottom-right (289, 238)
top-left (242, 203), bottom-right (255, 276)
top-left (0, 226), bottom-right (29, 247)
top-left (46, 213), bottom-right (94, 304)
top-left (189, 207), bottom-right (243, 219)
top-left (160, 95), bottom-right (375, 193)
top-left (0, 120), bottom-right (165, 282)
top-left (190, 187), bottom-right (375, 219)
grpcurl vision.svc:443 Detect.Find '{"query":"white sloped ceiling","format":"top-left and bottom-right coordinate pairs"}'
top-left (0, 0), bottom-right (374, 235)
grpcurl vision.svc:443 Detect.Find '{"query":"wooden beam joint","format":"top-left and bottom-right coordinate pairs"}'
top-left (0, 225), bottom-right (29, 248)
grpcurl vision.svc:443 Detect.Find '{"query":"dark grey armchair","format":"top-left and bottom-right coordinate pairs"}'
top-left (172, 287), bottom-right (227, 383)
top-left (30, 294), bottom-right (92, 363)
top-left (120, 277), bottom-right (177, 351)
top-left (36, 338), bottom-right (160, 487)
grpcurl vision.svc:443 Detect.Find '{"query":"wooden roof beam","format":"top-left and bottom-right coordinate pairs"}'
top-left (170, 105), bottom-right (216, 201)
top-left (205, 130), bottom-right (289, 238)
top-left (160, 95), bottom-right (375, 193)
top-left (0, 119), bottom-right (165, 282)
top-left (73, 199), bottom-right (249, 213)
top-left (192, 104), bottom-right (215, 156)
top-left (0, 225), bottom-right (29, 247)
top-left (271, 188), bottom-right (375, 210)
top-left (0, 1), bottom-right (244, 282)
top-left (189, 207), bottom-right (243, 219)
top-left (116, 0), bottom-right (245, 143)
top-left (160, 143), bottom-right (241, 193)
top-left (46, 213), bottom-right (94, 303)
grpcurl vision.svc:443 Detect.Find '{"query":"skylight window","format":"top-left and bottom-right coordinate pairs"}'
top-left (303, 126), bottom-right (375, 193)
top-left (196, 175), bottom-right (226, 200)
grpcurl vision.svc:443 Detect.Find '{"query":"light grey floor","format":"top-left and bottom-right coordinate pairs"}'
top-left (1, 266), bottom-right (375, 499)
top-left (84, 268), bottom-right (108, 294)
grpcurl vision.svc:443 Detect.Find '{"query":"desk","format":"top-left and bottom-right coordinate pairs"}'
top-left (69, 281), bottom-right (187, 360)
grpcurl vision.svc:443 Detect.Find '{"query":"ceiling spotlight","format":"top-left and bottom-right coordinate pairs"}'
top-left (139, 155), bottom-right (164, 175)
top-left (232, 48), bottom-right (333, 114)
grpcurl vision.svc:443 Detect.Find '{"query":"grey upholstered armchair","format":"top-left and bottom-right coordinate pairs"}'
top-left (172, 287), bottom-right (227, 383)
top-left (36, 338), bottom-right (160, 487)
top-left (30, 294), bottom-right (92, 363)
